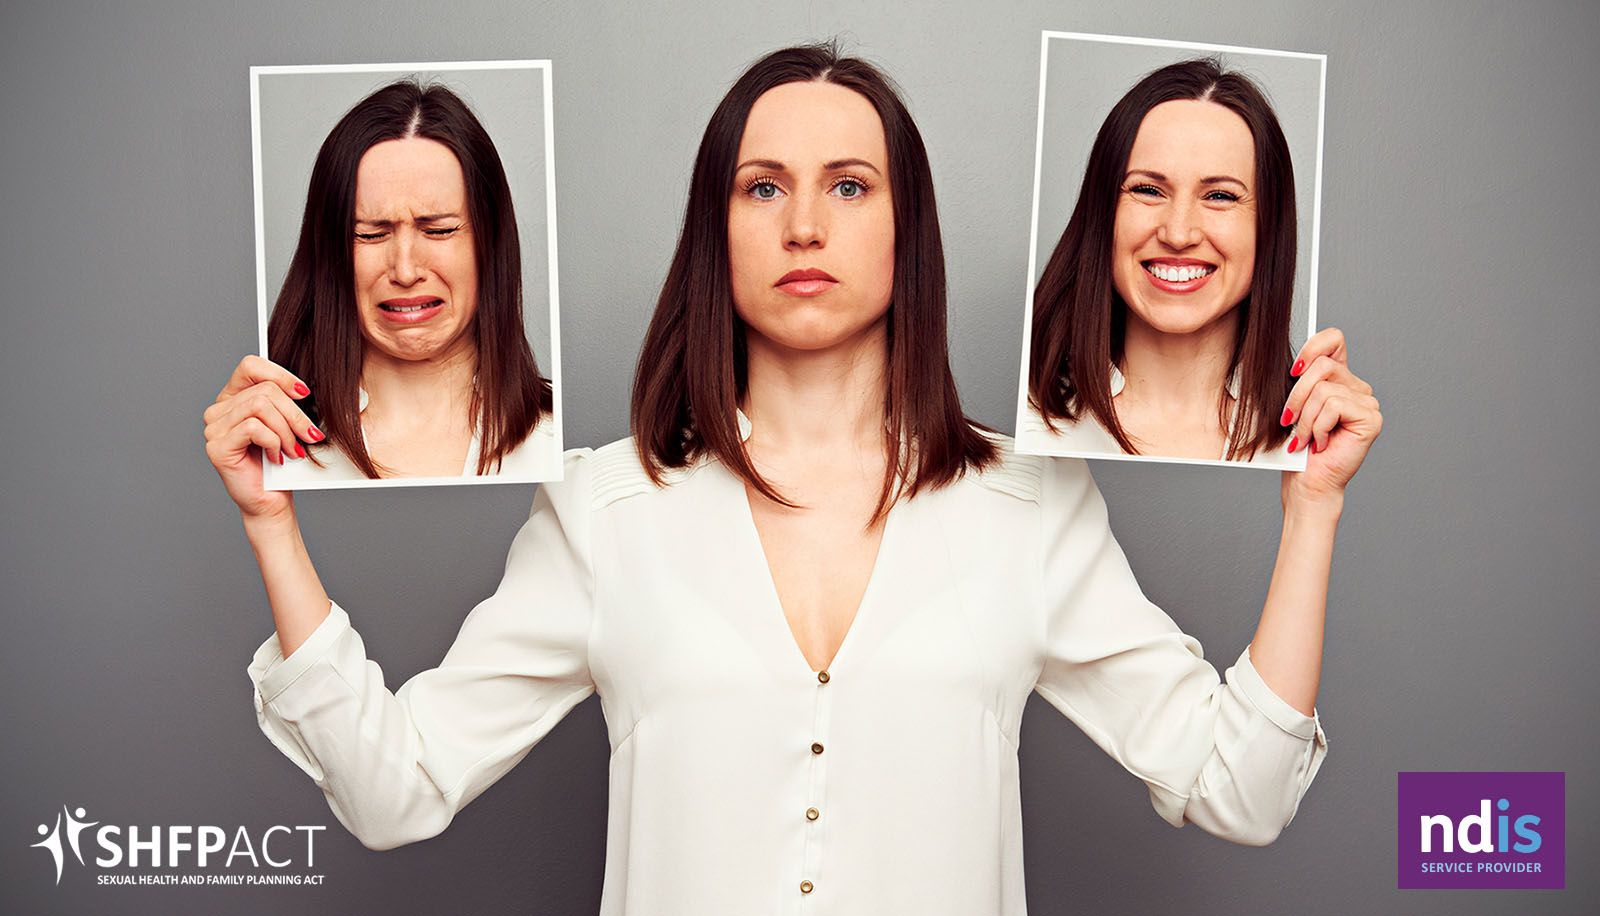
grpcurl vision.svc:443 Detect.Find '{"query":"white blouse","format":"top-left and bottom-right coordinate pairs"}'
top-left (247, 423), bottom-right (1328, 915)
top-left (1016, 364), bottom-right (1301, 469)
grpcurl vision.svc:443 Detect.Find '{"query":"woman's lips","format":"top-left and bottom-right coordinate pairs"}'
top-left (776, 268), bottom-right (838, 297)
top-left (1141, 260), bottom-right (1216, 294)
top-left (378, 296), bottom-right (445, 324)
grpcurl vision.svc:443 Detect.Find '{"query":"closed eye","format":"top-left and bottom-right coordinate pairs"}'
top-left (354, 225), bottom-right (462, 240)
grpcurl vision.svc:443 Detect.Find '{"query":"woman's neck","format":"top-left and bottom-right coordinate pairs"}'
top-left (359, 338), bottom-right (478, 435)
top-left (741, 318), bottom-right (888, 460)
top-left (1118, 309), bottom-right (1240, 417)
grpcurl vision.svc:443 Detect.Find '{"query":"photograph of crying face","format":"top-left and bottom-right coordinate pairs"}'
top-left (1016, 33), bottom-right (1325, 469)
top-left (252, 62), bottom-right (562, 490)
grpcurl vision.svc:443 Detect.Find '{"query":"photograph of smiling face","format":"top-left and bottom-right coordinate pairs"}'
top-left (352, 137), bottom-right (480, 366)
top-left (1113, 99), bottom-right (1256, 340)
top-left (1016, 36), bottom-right (1324, 470)
top-left (728, 80), bottom-right (896, 354)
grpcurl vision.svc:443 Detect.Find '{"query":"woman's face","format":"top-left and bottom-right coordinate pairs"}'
top-left (1111, 99), bottom-right (1257, 337)
top-left (727, 80), bottom-right (895, 353)
top-left (351, 137), bottom-right (479, 363)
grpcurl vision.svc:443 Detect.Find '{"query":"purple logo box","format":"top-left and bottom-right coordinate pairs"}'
top-left (1398, 771), bottom-right (1564, 889)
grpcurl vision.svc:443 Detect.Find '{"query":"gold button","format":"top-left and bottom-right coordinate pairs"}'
top-left (800, 880), bottom-right (814, 894)
top-left (816, 670), bottom-right (830, 684)
top-left (805, 807), bottom-right (820, 821)
top-left (811, 742), bottom-right (824, 755)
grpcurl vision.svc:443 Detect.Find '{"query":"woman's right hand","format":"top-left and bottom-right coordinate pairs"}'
top-left (203, 355), bottom-right (320, 524)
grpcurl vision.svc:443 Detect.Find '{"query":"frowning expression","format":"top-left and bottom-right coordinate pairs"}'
top-left (1111, 99), bottom-right (1257, 336)
top-left (351, 136), bottom-right (479, 363)
top-left (727, 80), bottom-right (895, 352)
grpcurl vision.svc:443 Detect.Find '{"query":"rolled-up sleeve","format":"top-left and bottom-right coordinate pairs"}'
top-left (1031, 456), bottom-right (1328, 846)
top-left (245, 449), bottom-right (597, 851)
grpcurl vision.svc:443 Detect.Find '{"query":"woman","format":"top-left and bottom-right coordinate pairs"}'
top-left (265, 78), bottom-right (555, 484)
top-left (1023, 58), bottom-right (1304, 465)
top-left (206, 45), bottom-right (1381, 913)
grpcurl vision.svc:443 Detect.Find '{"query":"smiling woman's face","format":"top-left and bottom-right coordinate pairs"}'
top-left (351, 136), bottom-right (479, 363)
top-left (1111, 99), bottom-right (1257, 337)
top-left (727, 80), bottom-right (895, 352)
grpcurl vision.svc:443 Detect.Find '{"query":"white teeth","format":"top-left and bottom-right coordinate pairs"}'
top-left (381, 301), bottom-right (439, 312)
top-left (1144, 263), bottom-right (1214, 283)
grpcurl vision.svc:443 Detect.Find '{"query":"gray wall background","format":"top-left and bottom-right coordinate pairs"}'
top-left (257, 64), bottom-right (554, 370)
top-left (1, 1), bottom-right (1595, 914)
top-left (1031, 37), bottom-right (1321, 349)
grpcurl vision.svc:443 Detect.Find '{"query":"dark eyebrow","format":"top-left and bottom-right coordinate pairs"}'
top-left (1125, 169), bottom-right (1167, 183)
top-left (823, 158), bottom-right (883, 177)
top-left (735, 158), bottom-right (788, 173)
top-left (735, 157), bottom-right (883, 177)
top-left (1124, 168), bottom-right (1248, 188)
top-left (353, 213), bottom-right (462, 226)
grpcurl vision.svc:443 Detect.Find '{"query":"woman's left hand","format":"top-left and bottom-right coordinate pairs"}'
top-left (1278, 327), bottom-right (1383, 510)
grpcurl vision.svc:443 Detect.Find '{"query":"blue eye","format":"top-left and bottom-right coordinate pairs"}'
top-left (749, 180), bottom-right (780, 200)
top-left (833, 179), bottom-right (865, 199)
top-left (1204, 190), bottom-right (1240, 202)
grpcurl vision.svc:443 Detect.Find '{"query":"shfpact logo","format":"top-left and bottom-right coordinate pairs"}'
top-left (28, 803), bottom-right (326, 888)
top-left (31, 804), bottom-right (98, 885)
top-left (1399, 771), bottom-right (1564, 889)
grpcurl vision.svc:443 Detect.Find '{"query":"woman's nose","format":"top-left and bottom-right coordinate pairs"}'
top-left (1156, 200), bottom-right (1203, 250)
top-left (782, 192), bottom-right (827, 250)
top-left (387, 230), bottom-right (425, 285)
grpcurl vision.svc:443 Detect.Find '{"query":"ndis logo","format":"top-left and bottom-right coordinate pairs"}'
top-left (1398, 772), bottom-right (1564, 889)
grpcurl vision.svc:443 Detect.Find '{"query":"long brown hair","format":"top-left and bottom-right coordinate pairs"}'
top-left (631, 42), bottom-right (996, 520)
top-left (267, 78), bottom-right (553, 477)
top-left (1028, 58), bottom-right (1295, 459)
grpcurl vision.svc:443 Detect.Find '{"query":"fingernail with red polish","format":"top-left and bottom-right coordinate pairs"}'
top-left (1291, 359), bottom-right (1305, 377)
top-left (294, 442), bottom-right (305, 459)
top-left (1280, 407), bottom-right (1294, 426)
top-left (1288, 436), bottom-right (1300, 453)
top-left (293, 382), bottom-right (310, 397)
top-left (307, 426), bottom-right (324, 442)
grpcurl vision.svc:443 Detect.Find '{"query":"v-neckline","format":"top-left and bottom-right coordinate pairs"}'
top-left (358, 417), bottom-right (479, 477)
top-left (356, 386), bottom-right (478, 477)
top-left (1109, 394), bottom-right (1238, 462)
top-left (724, 460), bottom-right (901, 678)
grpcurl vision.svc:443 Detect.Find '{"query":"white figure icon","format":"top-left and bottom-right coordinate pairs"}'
top-left (31, 805), bottom-right (98, 885)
